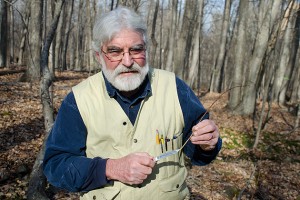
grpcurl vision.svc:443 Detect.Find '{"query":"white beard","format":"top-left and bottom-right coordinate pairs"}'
top-left (100, 57), bottom-right (149, 91)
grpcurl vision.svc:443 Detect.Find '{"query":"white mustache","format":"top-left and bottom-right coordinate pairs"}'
top-left (114, 65), bottom-right (140, 76)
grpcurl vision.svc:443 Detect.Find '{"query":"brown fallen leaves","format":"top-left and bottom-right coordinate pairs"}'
top-left (0, 69), bottom-right (299, 200)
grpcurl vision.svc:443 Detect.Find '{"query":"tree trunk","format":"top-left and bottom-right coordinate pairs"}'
top-left (165, 0), bottom-right (177, 72)
top-left (273, 1), bottom-right (296, 105)
top-left (182, 0), bottom-right (197, 81)
top-left (210, 0), bottom-right (231, 93)
top-left (25, 0), bottom-right (43, 81)
top-left (54, 3), bottom-right (64, 71)
top-left (9, 1), bottom-right (14, 64)
top-left (187, 0), bottom-right (204, 87)
top-left (18, 0), bottom-right (30, 65)
top-left (240, 0), bottom-right (281, 115)
top-left (86, 0), bottom-right (94, 73)
top-left (228, 0), bottom-right (249, 110)
top-left (148, 0), bottom-right (159, 68)
top-left (27, 1), bottom-right (65, 199)
top-left (62, 0), bottom-right (74, 70)
top-left (0, 0), bottom-right (8, 68)
top-left (75, 0), bottom-right (83, 71)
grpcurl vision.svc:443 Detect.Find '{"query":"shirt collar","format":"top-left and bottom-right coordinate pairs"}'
top-left (102, 71), bottom-right (152, 101)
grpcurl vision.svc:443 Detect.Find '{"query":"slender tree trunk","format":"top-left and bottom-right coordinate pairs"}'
top-left (75, 0), bottom-right (83, 71)
top-left (228, 0), bottom-right (249, 110)
top-left (9, 1), bottom-right (14, 64)
top-left (148, 0), bottom-right (159, 67)
top-left (27, 1), bottom-right (65, 199)
top-left (210, 0), bottom-right (231, 93)
top-left (182, 0), bottom-right (197, 81)
top-left (62, 0), bottom-right (74, 70)
top-left (188, 0), bottom-right (204, 87)
top-left (165, 0), bottom-right (177, 72)
top-left (86, 0), bottom-right (94, 72)
top-left (54, 3), bottom-right (64, 71)
top-left (18, 0), bottom-right (30, 65)
top-left (0, 0), bottom-right (8, 68)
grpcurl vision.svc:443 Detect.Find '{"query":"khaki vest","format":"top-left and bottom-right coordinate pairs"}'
top-left (73, 68), bottom-right (189, 200)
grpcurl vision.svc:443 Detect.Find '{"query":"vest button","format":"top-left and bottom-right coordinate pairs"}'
top-left (133, 139), bottom-right (138, 143)
top-left (123, 122), bottom-right (127, 125)
top-left (93, 195), bottom-right (96, 200)
top-left (176, 184), bottom-right (179, 188)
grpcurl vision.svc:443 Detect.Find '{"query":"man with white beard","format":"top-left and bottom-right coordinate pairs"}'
top-left (43, 7), bottom-right (222, 200)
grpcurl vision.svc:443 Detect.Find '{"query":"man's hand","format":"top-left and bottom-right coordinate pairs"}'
top-left (106, 152), bottom-right (155, 185)
top-left (190, 119), bottom-right (219, 151)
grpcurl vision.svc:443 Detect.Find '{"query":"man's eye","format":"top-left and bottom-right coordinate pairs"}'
top-left (130, 47), bottom-right (144, 54)
top-left (107, 49), bottom-right (122, 56)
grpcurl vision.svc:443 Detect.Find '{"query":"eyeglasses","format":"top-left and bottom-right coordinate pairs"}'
top-left (101, 44), bottom-right (146, 61)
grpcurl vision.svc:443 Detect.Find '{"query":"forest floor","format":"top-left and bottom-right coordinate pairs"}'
top-left (0, 68), bottom-right (299, 200)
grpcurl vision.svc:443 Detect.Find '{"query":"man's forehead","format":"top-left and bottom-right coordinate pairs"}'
top-left (103, 29), bottom-right (143, 47)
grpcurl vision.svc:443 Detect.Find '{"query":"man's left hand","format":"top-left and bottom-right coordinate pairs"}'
top-left (190, 119), bottom-right (219, 151)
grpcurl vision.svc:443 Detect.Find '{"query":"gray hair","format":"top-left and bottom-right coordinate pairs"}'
top-left (92, 7), bottom-right (147, 52)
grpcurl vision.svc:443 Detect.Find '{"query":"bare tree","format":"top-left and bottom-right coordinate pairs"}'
top-left (8, 0), bottom-right (14, 64)
top-left (27, 1), bottom-right (65, 199)
top-left (26, 0), bottom-right (43, 81)
top-left (0, 0), bottom-right (8, 68)
top-left (148, 0), bottom-right (159, 67)
top-left (74, 0), bottom-right (84, 71)
top-left (240, 0), bottom-right (281, 115)
top-left (228, 0), bottom-right (249, 110)
top-left (187, 0), bottom-right (204, 87)
top-left (17, 0), bottom-right (30, 65)
top-left (62, 0), bottom-right (74, 70)
top-left (273, 1), bottom-right (297, 105)
top-left (210, 0), bottom-right (231, 93)
top-left (165, 0), bottom-right (177, 72)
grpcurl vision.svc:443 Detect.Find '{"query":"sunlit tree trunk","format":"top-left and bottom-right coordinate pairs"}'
top-left (240, 0), bottom-right (281, 115)
top-left (273, 1), bottom-right (298, 104)
top-left (165, 0), bottom-right (177, 72)
top-left (175, 0), bottom-right (190, 78)
top-left (148, 0), bottom-right (159, 67)
top-left (187, 0), bottom-right (204, 87)
top-left (210, 0), bottom-right (231, 93)
top-left (228, 0), bottom-right (249, 110)
top-left (288, 2), bottom-right (300, 104)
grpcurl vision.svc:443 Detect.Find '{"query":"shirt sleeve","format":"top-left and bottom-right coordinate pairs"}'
top-left (176, 77), bottom-right (222, 166)
top-left (43, 92), bottom-right (109, 192)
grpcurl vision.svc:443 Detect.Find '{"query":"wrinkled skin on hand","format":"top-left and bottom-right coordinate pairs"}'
top-left (190, 119), bottom-right (219, 151)
top-left (106, 152), bottom-right (155, 185)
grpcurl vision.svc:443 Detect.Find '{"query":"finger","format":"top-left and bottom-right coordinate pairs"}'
top-left (192, 120), bottom-right (216, 135)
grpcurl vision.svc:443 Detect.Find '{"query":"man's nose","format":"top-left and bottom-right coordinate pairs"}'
top-left (121, 52), bottom-right (134, 67)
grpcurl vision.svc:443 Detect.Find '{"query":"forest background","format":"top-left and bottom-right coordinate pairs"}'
top-left (0, 0), bottom-right (299, 199)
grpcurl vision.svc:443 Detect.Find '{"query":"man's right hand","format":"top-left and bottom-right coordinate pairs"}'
top-left (105, 152), bottom-right (155, 185)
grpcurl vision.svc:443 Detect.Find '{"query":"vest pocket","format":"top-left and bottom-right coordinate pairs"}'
top-left (159, 167), bottom-right (187, 190)
top-left (158, 170), bottom-right (189, 199)
top-left (81, 185), bottom-right (120, 200)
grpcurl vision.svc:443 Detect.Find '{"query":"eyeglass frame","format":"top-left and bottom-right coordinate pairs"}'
top-left (101, 45), bottom-right (146, 62)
